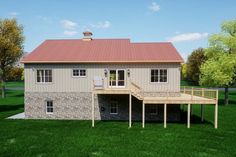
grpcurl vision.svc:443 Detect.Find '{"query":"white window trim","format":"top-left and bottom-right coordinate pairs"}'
top-left (150, 69), bottom-right (168, 84)
top-left (149, 105), bottom-right (158, 115)
top-left (110, 101), bottom-right (118, 115)
top-left (35, 69), bottom-right (53, 84)
top-left (72, 69), bottom-right (87, 78)
top-left (46, 100), bottom-right (53, 114)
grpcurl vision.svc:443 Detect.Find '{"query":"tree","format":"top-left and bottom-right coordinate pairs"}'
top-left (6, 67), bottom-right (24, 81)
top-left (0, 18), bottom-right (24, 98)
top-left (186, 48), bottom-right (207, 84)
top-left (181, 63), bottom-right (187, 80)
top-left (200, 19), bottom-right (236, 105)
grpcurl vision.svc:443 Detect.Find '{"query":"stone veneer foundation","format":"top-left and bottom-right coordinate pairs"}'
top-left (25, 92), bottom-right (180, 121)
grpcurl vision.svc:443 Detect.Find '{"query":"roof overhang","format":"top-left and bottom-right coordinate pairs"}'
top-left (21, 60), bottom-right (184, 64)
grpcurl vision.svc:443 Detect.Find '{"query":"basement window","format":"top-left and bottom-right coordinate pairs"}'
top-left (110, 101), bottom-right (118, 115)
top-left (72, 69), bottom-right (87, 77)
top-left (149, 105), bottom-right (158, 115)
top-left (46, 100), bottom-right (53, 114)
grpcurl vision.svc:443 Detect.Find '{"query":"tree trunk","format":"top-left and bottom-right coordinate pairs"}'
top-left (1, 79), bottom-right (5, 98)
top-left (224, 86), bottom-right (229, 105)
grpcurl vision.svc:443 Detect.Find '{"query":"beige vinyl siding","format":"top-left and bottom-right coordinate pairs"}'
top-left (24, 63), bottom-right (180, 93)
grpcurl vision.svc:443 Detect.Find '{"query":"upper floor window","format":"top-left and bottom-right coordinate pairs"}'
top-left (37, 69), bottom-right (52, 83)
top-left (151, 69), bottom-right (167, 83)
top-left (73, 69), bottom-right (86, 77)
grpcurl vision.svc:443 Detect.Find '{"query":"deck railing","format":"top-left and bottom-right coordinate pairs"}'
top-left (181, 87), bottom-right (218, 100)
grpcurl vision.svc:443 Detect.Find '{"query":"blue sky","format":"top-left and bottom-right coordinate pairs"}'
top-left (1, 0), bottom-right (236, 61)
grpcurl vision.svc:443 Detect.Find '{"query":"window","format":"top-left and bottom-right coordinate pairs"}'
top-left (110, 102), bottom-right (118, 114)
top-left (73, 69), bottom-right (86, 77)
top-left (149, 105), bottom-right (158, 115)
top-left (151, 69), bottom-right (167, 83)
top-left (37, 70), bottom-right (52, 83)
top-left (46, 100), bottom-right (53, 114)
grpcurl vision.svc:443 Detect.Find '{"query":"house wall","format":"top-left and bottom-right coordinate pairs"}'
top-left (25, 92), bottom-right (180, 121)
top-left (24, 63), bottom-right (181, 93)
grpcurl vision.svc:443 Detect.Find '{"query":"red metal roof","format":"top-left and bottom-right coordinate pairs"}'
top-left (21, 39), bottom-right (183, 63)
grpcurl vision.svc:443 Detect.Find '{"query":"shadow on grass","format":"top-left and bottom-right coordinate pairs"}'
top-left (218, 99), bottom-right (236, 106)
top-left (0, 104), bottom-right (23, 112)
top-left (95, 111), bottom-right (212, 127)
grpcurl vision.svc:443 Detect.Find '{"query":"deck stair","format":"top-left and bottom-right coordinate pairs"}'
top-left (129, 81), bottom-right (143, 100)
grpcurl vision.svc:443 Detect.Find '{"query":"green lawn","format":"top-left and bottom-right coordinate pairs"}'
top-left (0, 90), bottom-right (236, 157)
top-left (5, 81), bottom-right (24, 87)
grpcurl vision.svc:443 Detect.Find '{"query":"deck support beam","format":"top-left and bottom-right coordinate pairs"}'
top-left (164, 104), bottom-right (167, 128)
top-left (187, 104), bottom-right (191, 128)
top-left (201, 104), bottom-right (204, 122)
top-left (129, 93), bottom-right (132, 128)
top-left (142, 102), bottom-right (145, 128)
top-left (92, 93), bottom-right (95, 127)
top-left (214, 103), bottom-right (218, 129)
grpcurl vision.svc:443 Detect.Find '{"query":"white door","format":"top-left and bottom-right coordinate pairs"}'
top-left (109, 69), bottom-right (125, 88)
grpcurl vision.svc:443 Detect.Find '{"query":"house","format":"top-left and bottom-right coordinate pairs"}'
top-left (21, 32), bottom-right (218, 128)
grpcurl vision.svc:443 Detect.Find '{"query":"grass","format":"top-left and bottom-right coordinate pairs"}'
top-left (0, 90), bottom-right (24, 119)
top-left (5, 81), bottom-right (24, 87)
top-left (0, 89), bottom-right (236, 156)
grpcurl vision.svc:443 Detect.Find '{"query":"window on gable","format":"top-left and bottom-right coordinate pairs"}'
top-left (46, 100), bottom-right (53, 114)
top-left (37, 69), bottom-right (52, 83)
top-left (151, 69), bottom-right (167, 83)
top-left (110, 101), bottom-right (118, 114)
top-left (73, 69), bottom-right (86, 77)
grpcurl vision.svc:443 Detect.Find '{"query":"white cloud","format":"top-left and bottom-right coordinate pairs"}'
top-left (168, 33), bottom-right (209, 42)
top-left (8, 12), bottom-right (19, 16)
top-left (90, 21), bottom-right (111, 29)
top-left (61, 20), bottom-right (78, 30)
top-left (63, 30), bottom-right (78, 36)
top-left (148, 2), bottom-right (160, 12)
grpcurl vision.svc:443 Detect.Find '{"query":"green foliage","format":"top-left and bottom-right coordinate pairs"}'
top-left (181, 63), bottom-right (187, 80)
top-left (21, 70), bottom-right (24, 80)
top-left (186, 48), bottom-right (207, 84)
top-left (200, 19), bottom-right (236, 87)
top-left (200, 53), bottom-right (236, 86)
top-left (5, 67), bottom-right (23, 81)
top-left (0, 18), bottom-right (24, 98)
top-left (0, 18), bottom-right (24, 71)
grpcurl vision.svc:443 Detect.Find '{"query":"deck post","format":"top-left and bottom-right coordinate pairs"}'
top-left (191, 87), bottom-right (193, 100)
top-left (214, 90), bottom-right (219, 129)
top-left (164, 103), bottom-right (167, 128)
top-left (202, 88), bottom-right (205, 97)
top-left (129, 93), bottom-right (132, 128)
top-left (187, 103), bottom-right (191, 128)
top-left (201, 104), bottom-right (204, 122)
top-left (142, 102), bottom-right (145, 128)
top-left (92, 92), bottom-right (95, 127)
top-left (214, 103), bottom-right (218, 129)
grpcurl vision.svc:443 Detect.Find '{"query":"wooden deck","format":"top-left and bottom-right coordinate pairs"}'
top-left (92, 81), bottom-right (218, 129)
top-left (143, 93), bottom-right (217, 104)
